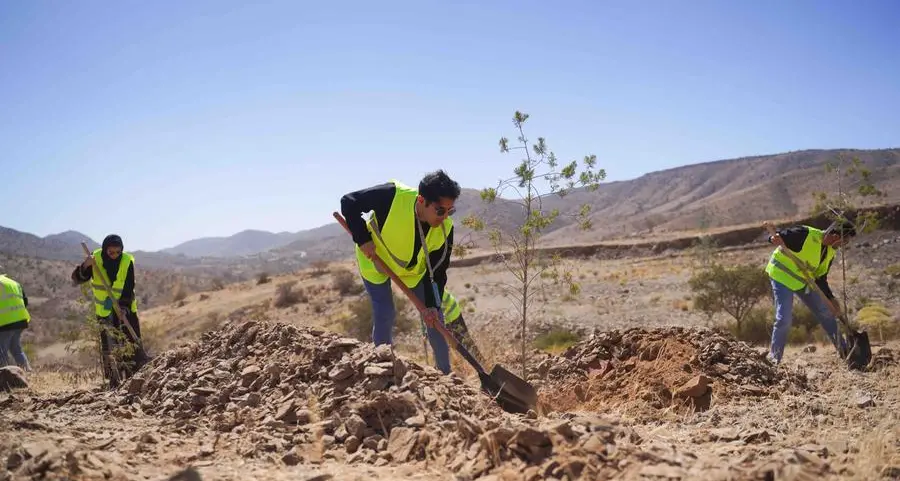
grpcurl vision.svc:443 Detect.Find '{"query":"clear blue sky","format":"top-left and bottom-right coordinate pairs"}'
top-left (2, 0), bottom-right (897, 251)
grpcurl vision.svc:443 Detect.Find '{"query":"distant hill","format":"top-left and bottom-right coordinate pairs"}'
top-left (0, 227), bottom-right (100, 262)
top-left (537, 148), bottom-right (900, 245)
top-left (160, 229), bottom-right (305, 257)
top-left (3, 148), bottom-right (899, 265)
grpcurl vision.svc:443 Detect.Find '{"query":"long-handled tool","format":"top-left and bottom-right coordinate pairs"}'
top-left (334, 212), bottom-right (538, 414)
top-left (763, 223), bottom-right (871, 370)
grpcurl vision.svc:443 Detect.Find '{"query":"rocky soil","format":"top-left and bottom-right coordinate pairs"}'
top-left (3, 321), bottom-right (900, 480)
top-left (533, 327), bottom-right (811, 418)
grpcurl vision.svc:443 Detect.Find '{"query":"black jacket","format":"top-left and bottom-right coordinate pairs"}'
top-left (340, 182), bottom-right (453, 309)
top-left (768, 225), bottom-right (835, 299)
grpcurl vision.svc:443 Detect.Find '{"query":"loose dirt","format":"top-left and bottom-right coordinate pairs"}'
top-left (3, 321), bottom-right (899, 480)
top-left (535, 327), bottom-right (810, 418)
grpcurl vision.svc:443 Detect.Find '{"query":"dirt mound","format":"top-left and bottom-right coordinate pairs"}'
top-left (19, 321), bottom-right (648, 479)
top-left (9, 321), bottom-right (848, 480)
top-left (535, 327), bottom-right (809, 417)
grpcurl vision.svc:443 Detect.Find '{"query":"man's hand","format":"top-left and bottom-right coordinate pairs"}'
top-left (421, 307), bottom-right (441, 328)
top-left (359, 241), bottom-right (376, 260)
top-left (770, 233), bottom-right (785, 248)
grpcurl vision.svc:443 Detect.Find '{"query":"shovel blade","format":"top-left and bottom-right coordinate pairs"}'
top-left (845, 330), bottom-right (872, 371)
top-left (477, 364), bottom-right (537, 414)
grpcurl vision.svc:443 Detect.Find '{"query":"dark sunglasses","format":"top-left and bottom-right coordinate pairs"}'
top-left (435, 205), bottom-right (456, 217)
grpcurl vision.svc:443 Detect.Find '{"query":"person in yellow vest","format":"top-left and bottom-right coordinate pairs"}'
top-left (340, 170), bottom-right (459, 374)
top-left (71, 234), bottom-right (149, 382)
top-left (441, 289), bottom-right (484, 364)
top-left (765, 222), bottom-right (855, 364)
top-left (0, 266), bottom-right (32, 372)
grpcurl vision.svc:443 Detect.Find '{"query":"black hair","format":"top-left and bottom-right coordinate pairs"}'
top-left (418, 169), bottom-right (461, 203)
top-left (102, 234), bottom-right (124, 250)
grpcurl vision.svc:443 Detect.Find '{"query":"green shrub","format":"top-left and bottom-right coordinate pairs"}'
top-left (855, 303), bottom-right (897, 341)
top-left (689, 264), bottom-right (770, 333)
top-left (534, 327), bottom-right (582, 353)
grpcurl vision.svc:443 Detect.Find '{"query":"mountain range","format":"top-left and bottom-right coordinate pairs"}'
top-left (3, 148), bottom-right (898, 268)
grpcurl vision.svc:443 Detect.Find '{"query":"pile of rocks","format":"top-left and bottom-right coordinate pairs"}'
top-left (8, 321), bottom-right (844, 480)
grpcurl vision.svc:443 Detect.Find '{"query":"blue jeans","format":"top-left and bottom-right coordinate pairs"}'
top-left (770, 279), bottom-right (845, 362)
top-left (0, 328), bottom-right (31, 371)
top-left (362, 277), bottom-right (451, 374)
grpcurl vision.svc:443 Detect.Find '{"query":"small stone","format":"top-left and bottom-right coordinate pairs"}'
top-left (674, 375), bottom-right (710, 398)
top-left (345, 436), bottom-right (361, 454)
top-left (405, 414), bottom-right (425, 428)
top-left (281, 450), bottom-right (301, 466)
top-left (276, 400), bottom-right (297, 422)
top-left (240, 365), bottom-right (261, 386)
top-left (364, 365), bottom-right (391, 377)
top-left (294, 409), bottom-right (312, 424)
top-left (344, 414), bottom-right (366, 440)
top-left (803, 345), bottom-right (817, 353)
top-left (855, 395), bottom-right (875, 408)
top-left (387, 428), bottom-right (418, 462)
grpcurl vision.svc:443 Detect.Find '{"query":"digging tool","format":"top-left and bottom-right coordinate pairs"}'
top-left (333, 211), bottom-right (538, 414)
top-left (80, 242), bottom-right (148, 384)
top-left (763, 223), bottom-right (872, 370)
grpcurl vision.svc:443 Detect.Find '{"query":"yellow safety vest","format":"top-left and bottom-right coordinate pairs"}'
top-left (355, 180), bottom-right (453, 288)
top-left (0, 275), bottom-right (30, 327)
top-left (91, 248), bottom-right (139, 317)
top-left (765, 226), bottom-right (835, 291)
top-left (442, 290), bottom-right (461, 324)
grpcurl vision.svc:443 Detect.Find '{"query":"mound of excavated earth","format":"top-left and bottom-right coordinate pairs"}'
top-left (5, 322), bottom-right (837, 481)
top-left (534, 327), bottom-right (810, 417)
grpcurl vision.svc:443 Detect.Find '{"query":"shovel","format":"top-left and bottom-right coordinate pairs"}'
top-left (333, 212), bottom-right (538, 414)
top-left (763, 223), bottom-right (872, 370)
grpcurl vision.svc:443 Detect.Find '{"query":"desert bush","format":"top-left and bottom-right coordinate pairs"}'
top-left (337, 294), bottom-right (417, 341)
top-left (310, 261), bottom-right (330, 277)
top-left (211, 278), bottom-right (226, 291)
top-left (855, 303), bottom-right (897, 341)
top-left (256, 272), bottom-right (271, 285)
top-left (273, 280), bottom-right (308, 308)
top-left (332, 268), bottom-right (363, 296)
top-left (689, 264), bottom-right (770, 333)
top-left (533, 326), bottom-right (582, 353)
top-left (719, 303), bottom-right (824, 346)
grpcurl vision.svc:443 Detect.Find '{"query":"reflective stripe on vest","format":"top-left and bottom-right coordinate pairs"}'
top-left (442, 290), bottom-right (461, 323)
top-left (91, 249), bottom-right (139, 317)
top-left (355, 180), bottom-right (453, 288)
top-left (0, 275), bottom-right (30, 327)
top-left (764, 226), bottom-right (835, 291)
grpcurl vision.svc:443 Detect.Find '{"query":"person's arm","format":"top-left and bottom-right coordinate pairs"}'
top-left (71, 262), bottom-right (93, 285)
top-left (816, 256), bottom-right (836, 300)
top-left (423, 226), bottom-right (453, 310)
top-left (119, 262), bottom-right (135, 307)
top-left (339, 182), bottom-right (396, 246)
top-left (21, 286), bottom-right (27, 308)
top-left (768, 225), bottom-right (809, 252)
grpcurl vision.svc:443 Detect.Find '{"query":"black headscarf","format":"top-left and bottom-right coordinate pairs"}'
top-left (100, 234), bottom-right (124, 283)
